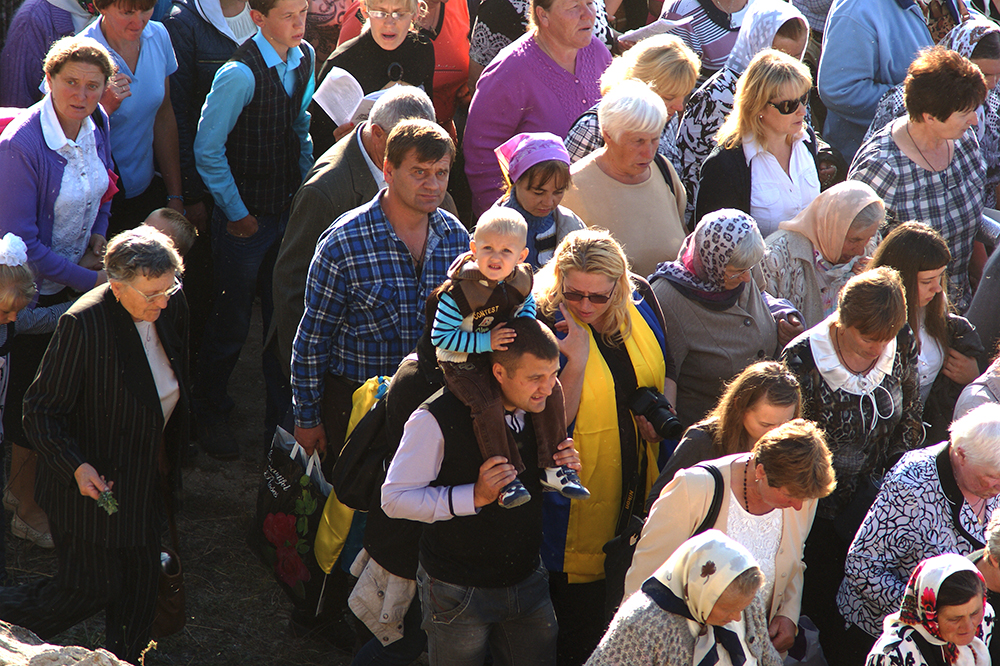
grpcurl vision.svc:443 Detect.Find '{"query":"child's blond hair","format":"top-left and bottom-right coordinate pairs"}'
top-left (143, 208), bottom-right (199, 256)
top-left (472, 209), bottom-right (528, 247)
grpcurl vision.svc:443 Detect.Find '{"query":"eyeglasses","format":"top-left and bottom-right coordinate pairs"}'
top-left (767, 93), bottom-right (809, 115)
top-left (562, 282), bottom-right (616, 304)
top-left (366, 9), bottom-right (411, 20)
top-left (127, 275), bottom-right (183, 303)
top-left (723, 264), bottom-right (756, 281)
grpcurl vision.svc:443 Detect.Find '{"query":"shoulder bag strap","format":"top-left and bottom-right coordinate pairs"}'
top-left (693, 463), bottom-right (724, 535)
top-left (936, 442), bottom-right (986, 549)
top-left (653, 154), bottom-right (675, 197)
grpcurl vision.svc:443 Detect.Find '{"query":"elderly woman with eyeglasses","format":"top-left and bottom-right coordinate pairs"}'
top-left (0, 226), bottom-right (189, 664)
top-left (533, 228), bottom-right (677, 664)
top-left (650, 209), bottom-right (802, 431)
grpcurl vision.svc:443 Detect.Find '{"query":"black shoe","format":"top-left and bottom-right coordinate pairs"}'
top-left (198, 420), bottom-right (239, 460)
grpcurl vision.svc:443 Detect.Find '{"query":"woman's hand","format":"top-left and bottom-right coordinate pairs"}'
top-left (768, 615), bottom-right (796, 653)
top-left (555, 303), bottom-right (589, 361)
top-left (852, 255), bottom-right (871, 275)
top-left (101, 72), bottom-right (132, 114)
top-left (74, 463), bottom-right (111, 501)
top-left (942, 348), bottom-right (981, 385)
top-left (636, 415), bottom-right (661, 443)
top-left (776, 313), bottom-right (804, 349)
top-left (79, 234), bottom-right (107, 270)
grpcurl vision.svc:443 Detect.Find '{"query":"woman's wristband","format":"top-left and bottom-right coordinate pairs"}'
top-left (166, 195), bottom-right (184, 204)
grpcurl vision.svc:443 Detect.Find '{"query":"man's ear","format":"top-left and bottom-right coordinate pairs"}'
top-left (492, 361), bottom-right (506, 385)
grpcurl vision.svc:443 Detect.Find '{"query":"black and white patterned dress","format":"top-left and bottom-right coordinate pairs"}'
top-left (838, 444), bottom-right (1000, 637)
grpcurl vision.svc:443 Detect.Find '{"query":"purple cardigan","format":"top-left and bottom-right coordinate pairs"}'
top-left (0, 0), bottom-right (75, 108)
top-left (463, 32), bottom-right (610, 218)
top-left (0, 100), bottom-right (112, 294)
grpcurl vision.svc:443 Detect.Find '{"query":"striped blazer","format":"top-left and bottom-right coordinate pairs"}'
top-left (23, 284), bottom-right (189, 549)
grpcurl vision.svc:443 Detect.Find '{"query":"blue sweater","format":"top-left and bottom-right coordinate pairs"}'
top-left (817, 0), bottom-right (932, 161)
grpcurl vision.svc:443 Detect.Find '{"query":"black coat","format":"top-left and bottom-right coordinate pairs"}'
top-left (24, 284), bottom-right (190, 549)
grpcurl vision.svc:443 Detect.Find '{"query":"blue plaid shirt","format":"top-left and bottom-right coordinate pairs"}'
top-left (291, 192), bottom-right (469, 427)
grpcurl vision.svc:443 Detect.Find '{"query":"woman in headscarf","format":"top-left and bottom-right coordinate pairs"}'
top-left (650, 209), bottom-right (802, 429)
top-left (762, 181), bottom-right (884, 329)
top-left (676, 0), bottom-right (809, 226)
top-left (866, 553), bottom-right (993, 666)
top-left (586, 530), bottom-right (782, 666)
top-left (864, 17), bottom-right (1000, 207)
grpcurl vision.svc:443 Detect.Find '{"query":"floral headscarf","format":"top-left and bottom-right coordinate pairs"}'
top-left (652, 209), bottom-right (760, 298)
top-left (886, 553), bottom-right (989, 666)
top-left (940, 17), bottom-right (1000, 60)
top-left (725, 0), bottom-right (808, 75)
top-left (780, 181), bottom-right (883, 265)
top-left (641, 530), bottom-right (759, 666)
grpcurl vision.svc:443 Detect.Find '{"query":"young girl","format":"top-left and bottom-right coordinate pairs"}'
top-left (494, 132), bottom-right (585, 269)
top-left (870, 222), bottom-right (984, 444)
top-left (0, 233), bottom-right (73, 575)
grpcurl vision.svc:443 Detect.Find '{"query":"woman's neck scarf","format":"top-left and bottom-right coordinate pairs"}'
top-left (886, 553), bottom-right (989, 666)
top-left (651, 209), bottom-right (758, 309)
top-left (725, 0), bottom-right (807, 75)
top-left (780, 181), bottom-right (883, 265)
top-left (641, 530), bottom-right (759, 666)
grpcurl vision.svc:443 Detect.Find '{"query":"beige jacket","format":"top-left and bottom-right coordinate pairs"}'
top-left (623, 454), bottom-right (816, 623)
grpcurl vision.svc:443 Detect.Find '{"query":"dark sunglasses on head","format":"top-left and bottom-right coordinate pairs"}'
top-left (767, 93), bottom-right (809, 115)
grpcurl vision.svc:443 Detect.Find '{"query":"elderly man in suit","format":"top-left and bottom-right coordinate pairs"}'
top-left (0, 227), bottom-right (189, 665)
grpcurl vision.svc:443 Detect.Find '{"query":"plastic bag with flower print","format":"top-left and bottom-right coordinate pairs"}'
top-left (249, 426), bottom-right (333, 613)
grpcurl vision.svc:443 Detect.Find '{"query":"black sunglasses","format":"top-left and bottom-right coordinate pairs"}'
top-left (767, 93), bottom-right (809, 115)
top-left (562, 282), bottom-right (616, 304)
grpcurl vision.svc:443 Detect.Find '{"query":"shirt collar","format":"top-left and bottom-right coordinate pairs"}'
top-left (358, 126), bottom-right (386, 189)
top-left (251, 28), bottom-right (303, 69)
top-left (741, 132), bottom-right (806, 165)
top-left (40, 95), bottom-right (95, 151)
top-left (809, 313), bottom-right (897, 394)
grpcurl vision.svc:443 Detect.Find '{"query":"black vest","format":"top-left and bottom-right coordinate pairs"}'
top-left (420, 390), bottom-right (543, 588)
top-left (225, 39), bottom-right (310, 216)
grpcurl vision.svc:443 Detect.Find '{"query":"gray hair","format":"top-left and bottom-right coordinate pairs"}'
top-left (950, 403), bottom-right (1000, 471)
top-left (849, 201), bottom-right (885, 233)
top-left (105, 227), bottom-right (183, 283)
top-left (598, 79), bottom-right (667, 145)
top-left (728, 224), bottom-right (766, 270)
top-left (369, 86), bottom-right (436, 133)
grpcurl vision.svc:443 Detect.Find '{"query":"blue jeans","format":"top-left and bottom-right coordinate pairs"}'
top-left (195, 208), bottom-right (288, 428)
top-left (417, 564), bottom-right (558, 666)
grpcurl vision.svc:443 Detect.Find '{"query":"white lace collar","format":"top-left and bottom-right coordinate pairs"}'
top-left (809, 313), bottom-right (896, 395)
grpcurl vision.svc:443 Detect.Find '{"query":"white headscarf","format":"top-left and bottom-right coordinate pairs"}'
top-left (726, 0), bottom-right (808, 75)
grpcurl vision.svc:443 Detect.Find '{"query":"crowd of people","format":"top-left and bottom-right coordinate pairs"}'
top-left (4, 0), bottom-right (1000, 663)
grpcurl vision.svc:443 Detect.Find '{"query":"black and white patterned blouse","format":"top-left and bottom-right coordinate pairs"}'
top-left (564, 104), bottom-right (682, 171)
top-left (781, 320), bottom-right (924, 522)
top-left (848, 122), bottom-right (986, 313)
top-left (837, 444), bottom-right (1000, 637)
top-left (863, 84), bottom-right (1000, 209)
top-left (469, 0), bottom-right (613, 67)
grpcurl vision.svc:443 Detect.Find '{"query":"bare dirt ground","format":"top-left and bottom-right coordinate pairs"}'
top-left (3, 303), bottom-right (355, 666)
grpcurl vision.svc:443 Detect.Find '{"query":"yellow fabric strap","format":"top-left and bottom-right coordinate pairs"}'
top-left (314, 376), bottom-right (387, 574)
top-left (563, 300), bottom-right (666, 583)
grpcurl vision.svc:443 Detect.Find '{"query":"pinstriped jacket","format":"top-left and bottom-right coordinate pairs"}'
top-left (23, 283), bottom-right (189, 549)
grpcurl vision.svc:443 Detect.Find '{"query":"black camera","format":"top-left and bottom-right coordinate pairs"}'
top-left (628, 387), bottom-right (684, 440)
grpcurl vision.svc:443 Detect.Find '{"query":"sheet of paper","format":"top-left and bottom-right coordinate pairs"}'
top-left (313, 67), bottom-right (365, 126)
top-left (620, 16), bottom-right (693, 43)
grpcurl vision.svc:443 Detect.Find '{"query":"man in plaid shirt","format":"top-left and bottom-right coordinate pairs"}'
top-left (291, 119), bottom-right (469, 456)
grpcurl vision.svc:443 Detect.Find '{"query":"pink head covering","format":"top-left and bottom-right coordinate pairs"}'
top-left (779, 181), bottom-right (883, 264)
top-left (494, 132), bottom-right (571, 185)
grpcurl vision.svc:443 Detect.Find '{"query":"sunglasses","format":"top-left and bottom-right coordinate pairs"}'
top-left (127, 275), bottom-right (183, 303)
top-left (767, 93), bottom-right (809, 115)
top-left (562, 282), bottom-right (616, 304)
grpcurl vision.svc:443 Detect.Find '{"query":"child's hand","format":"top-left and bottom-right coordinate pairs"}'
top-left (490, 325), bottom-right (515, 351)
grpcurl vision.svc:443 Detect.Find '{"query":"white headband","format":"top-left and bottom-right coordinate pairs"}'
top-left (0, 233), bottom-right (29, 267)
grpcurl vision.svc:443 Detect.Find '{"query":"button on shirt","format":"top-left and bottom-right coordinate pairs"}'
top-left (291, 192), bottom-right (469, 427)
top-left (39, 95), bottom-right (108, 296)
top-left (744, 134), bottom-right (820, 238)
top-left (194, 29), bottom-right (316, 222)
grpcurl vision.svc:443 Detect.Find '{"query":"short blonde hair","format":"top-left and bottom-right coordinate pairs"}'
top-left (534, 229), bottom-right (635, 346)
top-left (0, 263), bottom-right (36, 312)
top-left (754, 418), bottom-right (836, 500)
top-left (600, 34), bottom-right (700, 100)
top-left (473, 208), bottom-right (528, 245)
top-left (717, 49), bottom-right (812, 150)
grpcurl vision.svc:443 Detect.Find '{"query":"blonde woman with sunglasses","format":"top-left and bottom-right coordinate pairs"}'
top-left (697, 49), bottom-right (820, 237)
top-left (533, 228), bottom-right (677, 665)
